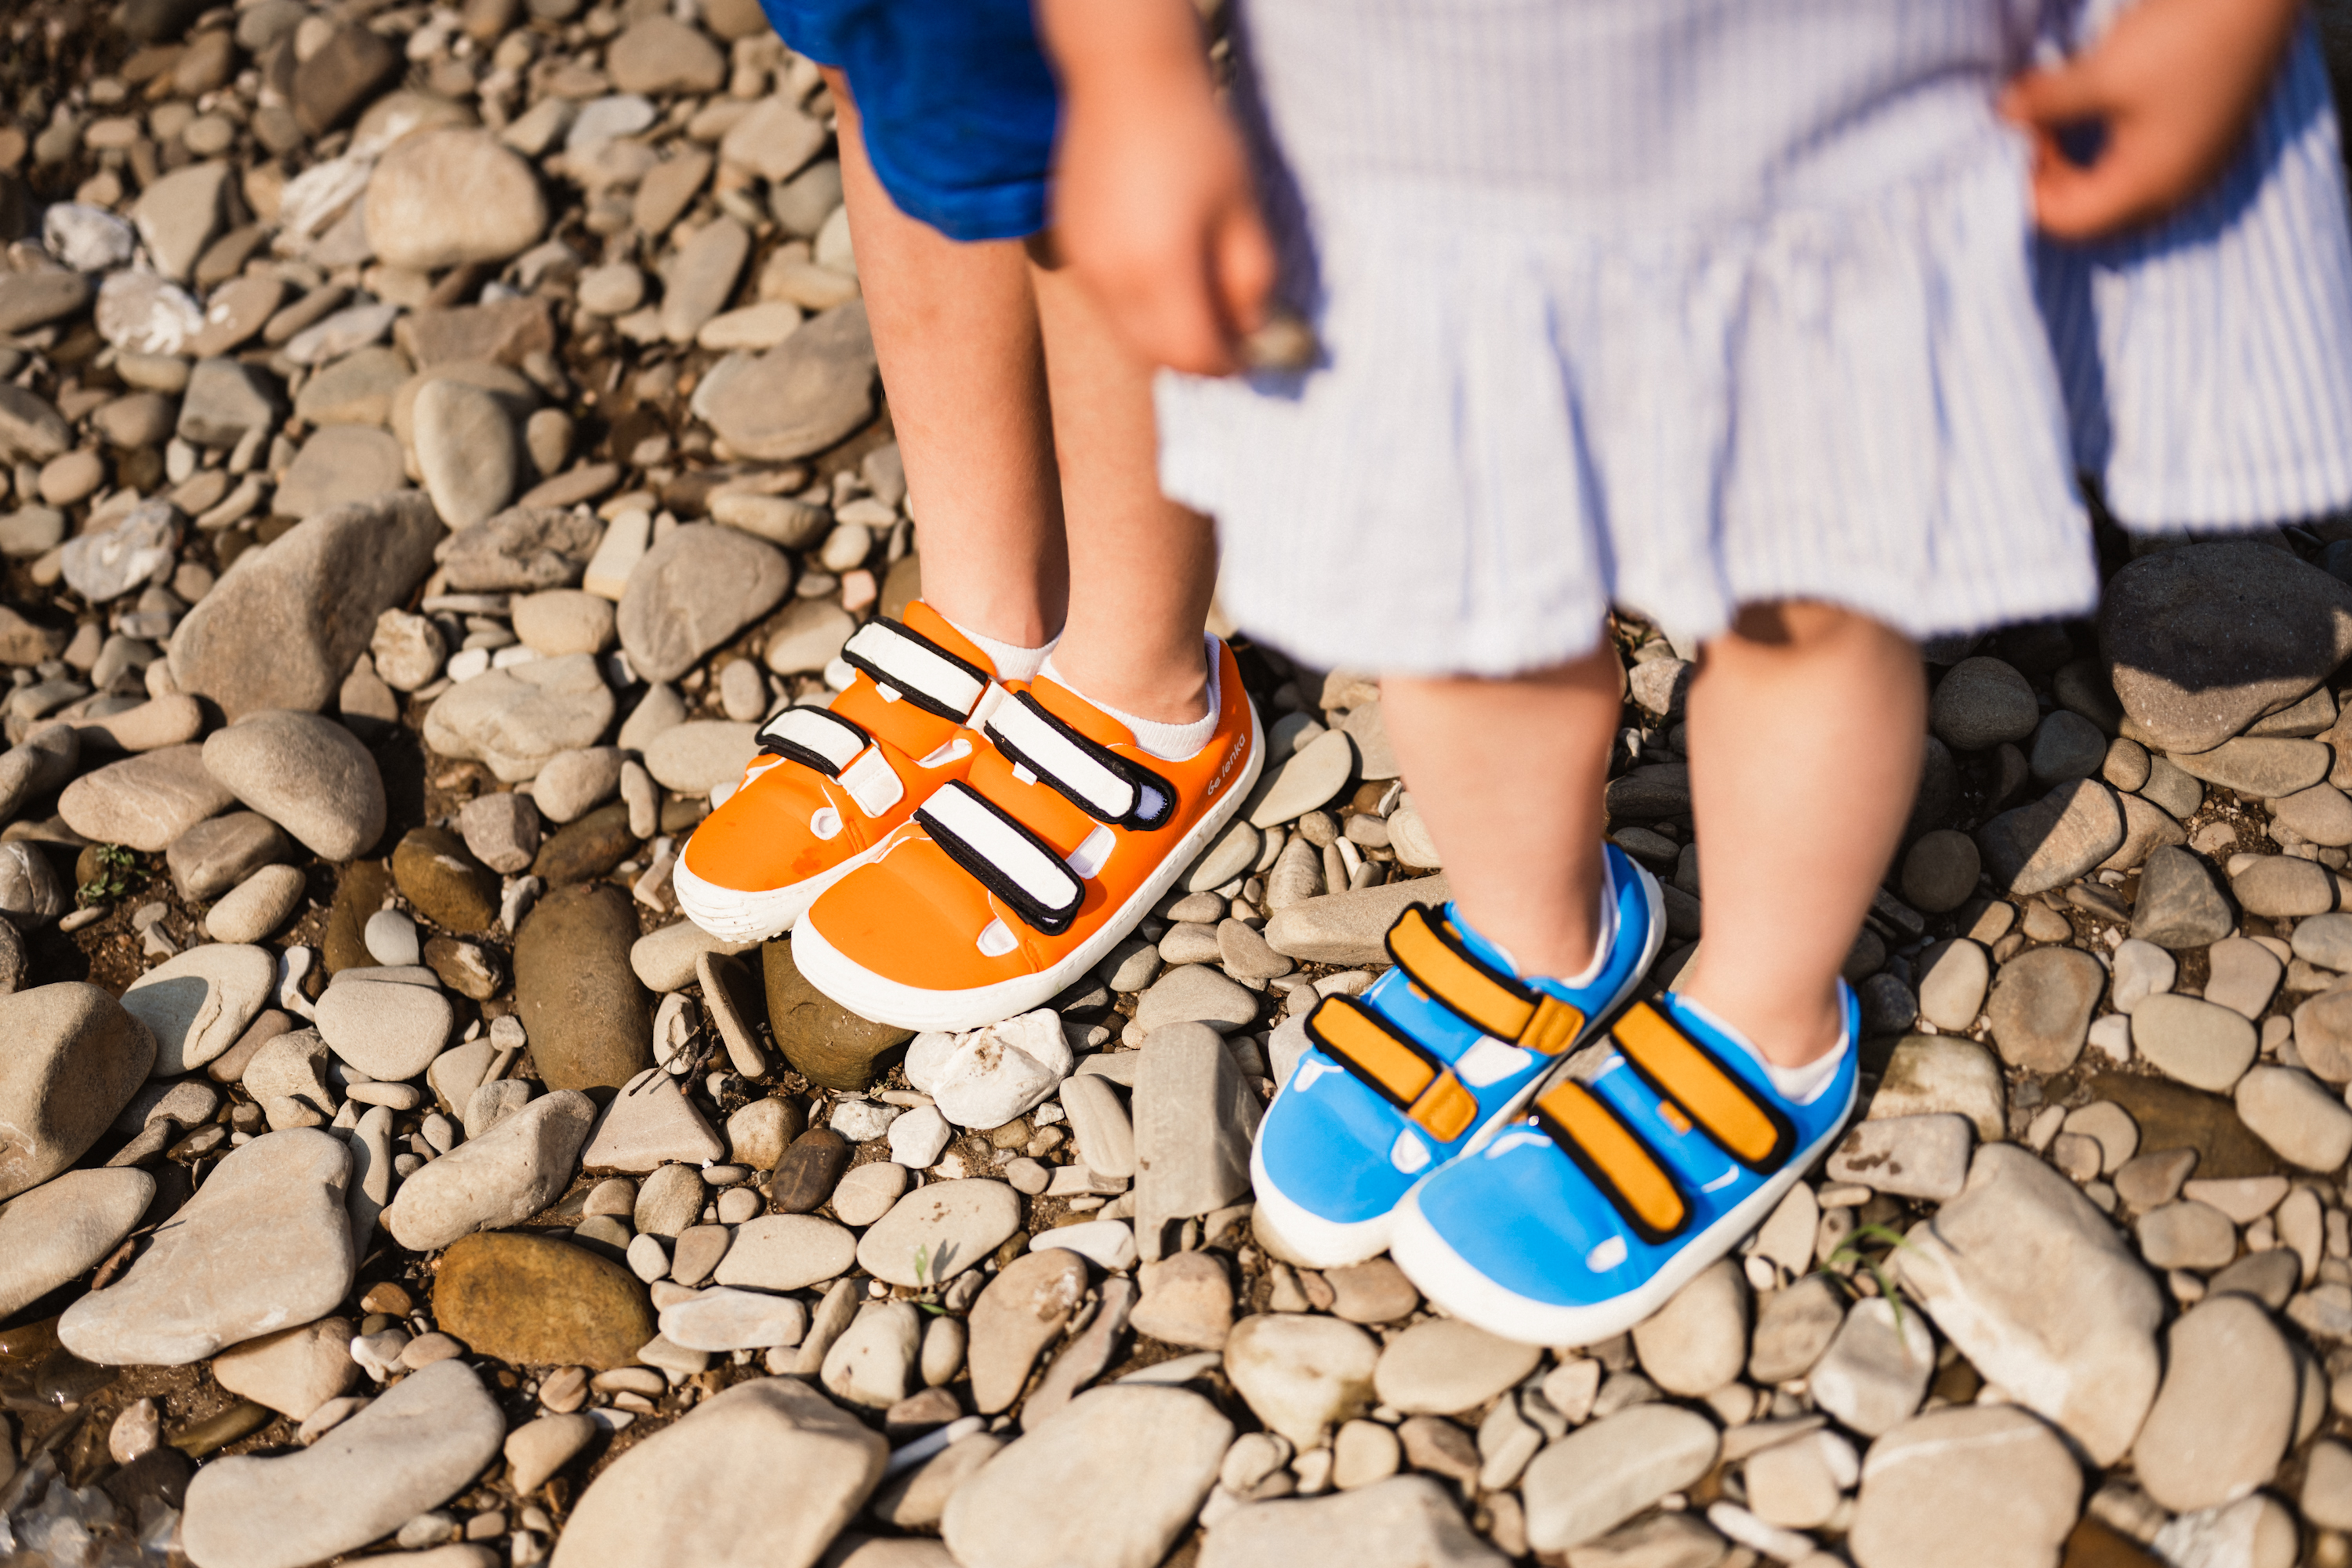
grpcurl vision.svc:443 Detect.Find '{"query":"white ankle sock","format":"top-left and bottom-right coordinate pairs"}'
top-left (1041, 640), bottom-right (1220, 761)
top-left (942, 615), bottom-right (1058, 684)
top-left (1674, 993), bottom-right (1849, 1105)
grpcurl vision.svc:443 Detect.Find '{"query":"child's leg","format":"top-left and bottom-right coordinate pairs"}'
top-left (1379, 647), bottom-right (1623, 972)
top-left (1029, 256), bottom-right (1216, 725)
top-left (829, 74), bottom-right (1069, 650)
top-left (1676, 602), bottom-right (1926, 1065)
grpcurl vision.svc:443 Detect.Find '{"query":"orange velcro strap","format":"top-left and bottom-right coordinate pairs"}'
top-left (1305, 995), bottom-right (1480, 1142)
top-left (1610, 1002), bottom-right (1792, 1171)
top-left (1531, 1079), bottom-right (1688, 1242)
top-left (1386, 904), bottom-right (1584, 1055)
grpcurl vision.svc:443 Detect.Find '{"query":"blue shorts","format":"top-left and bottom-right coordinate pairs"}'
top-left (761, 0), bottom-right (1058, 242)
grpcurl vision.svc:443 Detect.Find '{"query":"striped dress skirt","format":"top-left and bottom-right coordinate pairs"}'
top-left (1152, 0), bottom-right (2352, 676)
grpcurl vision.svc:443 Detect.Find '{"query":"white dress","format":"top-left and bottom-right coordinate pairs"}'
top-left (1152, 0), bottom-right (2352, 676)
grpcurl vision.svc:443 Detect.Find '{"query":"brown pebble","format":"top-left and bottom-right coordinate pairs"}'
top-left (769, 1127), bottom-right (852, 1214)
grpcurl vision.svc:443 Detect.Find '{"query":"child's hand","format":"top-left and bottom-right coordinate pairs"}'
top-left (1037, 0), bottom-right (1276, 375)
top-left (2000, 0), bottom-right (2302, 241)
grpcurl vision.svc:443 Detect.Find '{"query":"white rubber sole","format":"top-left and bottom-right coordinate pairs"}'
top-left (1247, 865), bottom-right (1671, 1271)
top-left (1388, 1073), bottom-right (1857, 1348)
top-left (671, 842), bottom-right (883, 944)
top-left (791, 706), bottom-right (1268, 1033)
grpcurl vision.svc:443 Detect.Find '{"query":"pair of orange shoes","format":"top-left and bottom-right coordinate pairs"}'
top-left (673, 602), bottom-right (1264, 1031)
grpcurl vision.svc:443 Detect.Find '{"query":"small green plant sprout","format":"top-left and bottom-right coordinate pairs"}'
top-left (77, 843), bottom-right (143, 906)
top-left (1825, 1221), bottom-right (1921, 1331)
top-left (907, 1243), bottom-right (949, 1315)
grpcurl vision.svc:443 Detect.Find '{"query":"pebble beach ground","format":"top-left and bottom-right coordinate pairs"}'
top-left (12, 3), bottom-right (2352, 1568)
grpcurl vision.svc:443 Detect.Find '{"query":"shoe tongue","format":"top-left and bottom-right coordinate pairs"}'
top-left (1023, 676), bottom-right (1138, 750)
top-left (899, 601), bottom-right (996, 681)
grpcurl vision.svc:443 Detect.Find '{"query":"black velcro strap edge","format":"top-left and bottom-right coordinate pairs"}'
top-left (988, 690), bottom-right (1178, 831)
top-left (915, 783), bottom-right (1084, 938)
top-left (756, 707), bottom-right (873, 779)
top-left (841, 617), bottom-right (993, 722)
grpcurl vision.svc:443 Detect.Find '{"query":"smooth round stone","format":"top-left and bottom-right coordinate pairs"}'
top-left (967, 1250), bottom-right (1089, 1413)
top-left (1847, 1406), bottom-right (2079, 1568)
top-left (1929, 658), bottom-right (2038, 751)
top-left (434, 1231), bottom-right (655, 1370)
top-left (123, 942), bottom-right (276, 1076)
top-left (197, 863), bottom-right (304, 945)
top-left (2294, 987), bottom-right (2352, 1083)
top-left (60, 743), bottom-right (237, 852)
top-left (2110, 938), bottom-right (2176, 1014)
top-left (1325, 1259), bottom-right (1421, 1325)
top-left (670, 1224), bottom-right (732, 1286)
top-left (1, 984), bottom-right (157, 1200)
top-left (2103, 737), bottom-right (2151, 792)
top-left (642, 720), bottom-right (760, 796)
top-left (822, 1300), bottom-right (922, 1408)
top-left (423, 655), bottom-right (616, 784)
top-left (659, 1287), bottom-right (808, 1352)
top-left (1374, 1319), bottom-right (1542, 1415)
top-left (2132, 994), bottom-right (2257, 1093)
top-left (1134, 964), bottom-right (1260, 1033)
top-left (0, 1167), bottom-right (154, 1319)
top-left (1032, 1218), bottom-right (1138, 1272)
top-left (201, 709), bottom-right (388, 861)
top-left (2235, 1066), bottom-right (2352, 1171)
top-left (211, 1316), bottom-right (358, 1420)
top-left (533, 746), bottom-right (625, 823)
top-left (513, 589), bottom-right (617, 656)
top-left (2234, 856), bottom-right (2340, 919)
top-left (1898, 830), bottom-right (1980, 914)
top-left (1629, 1258), bottom-right (1748, 1397)
top-left (832, 1160), bottom-right (910, 1225)
top-left (856, 1180), bottom-right (1021, 1287)
top-left (2274, 784), bottom-right (2352, 847)
top-left (1984, 946), bottom-right (2104, 1074)
top-left (2028, 709), bottom-right (2107, 786)
top-left (616, 524), bottom-right (793, 685)
top-left (383, 1092), bottom-right (597, 1251)
top-left (1222, 1312), bottom-right (1381, 1448)
top-left (2293, 912), bottom-right (2352, 975)
top-left (2130, 1295), bottom-right (2296, 1512)
top-left (2134, 1200), bottom-right (2238, 1271)
top-left (633, 1163), bottom-right (708, 1236)
top-left (1522, 1405), bottom-right (1721, 1555)
top-left (365, 129), bottom-right (547, 272)
top-left (58, 1129), bottom-right (356, 1365)
top-left (1248, 728), bottom-right (1356, 828)
top-left (0, 840), bottom-right (67, 925)
top-left (577, 263), bottom-right (648, 317)
top-left (363, 908), bottom-right (422, 967)
top-left (507, 1414), bottom-right (597, 1497)
top-left (316, 975), bottom-right (456, 1081)
top-left (2202, 936), bottom-right (2281, 1021)
top-left (181, 1359), bottom-right (506, 1568)
top-left (1974, 779), bottom-right (2125, 896)
top-left (714, 1214), bottom-right (858, 1291)
top-left (1915, 938), bottom-right (1990, 1032)
top-left (515, 883), bottom-right (654, 1092)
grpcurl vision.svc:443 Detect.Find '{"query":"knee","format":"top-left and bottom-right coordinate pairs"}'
top-left (1719, 600), bottom-right (1911, 659)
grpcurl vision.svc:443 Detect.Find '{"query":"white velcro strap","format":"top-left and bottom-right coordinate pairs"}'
top-left (918, 782), bottom-right (1083, 932)
top-left (756, 706), bottom-right (869, 776)
top-left (985, 694), bottom-right (1136, 822)
top-left (842, 620), bottom-right (988, 720)
top-left (840, 748), bottom-right (905, 818)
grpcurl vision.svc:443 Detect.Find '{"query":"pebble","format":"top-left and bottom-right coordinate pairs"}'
top-left (423, 654), bottom-right (617, 783)
top-left (1629, 1258), bottom-right (1748, 1397)
top-left (211, 1316), bottom-right (358, 1420)
top-left (2233, 855), bottom-right (2341, 918)
top-left (365, 129), bottom-right (549, 272)
top-left (1520, 1404), bottom-right (1720, 1555)
top-left (506, 1414), bottom-right (597, 1497)
top-left (774, 1128), bottom-right (855, 1212)
top-left (904, 1011), bottom-right (1073, 1128)
top-left (660, 1288), bottom-right (808, 1352)
top-left (823, 1300), bottom-right (923, 1408)
top-left (2169, 735), bottom-right (2332, 797)
top-left (765, 938), bottom-right (914, 1091)
top-left (1899, 829), bottom-right (1980, 913)
top-left (833, 1160), bottom-right (910, 1225)
top-left (434, 1231), bottom-right (655, 1370)
top-left (383, 1091), bottom-right (594, 1250)
top-left (1374, 1317), bottom-right (1543, 1414)
top-left (691, 302), bottom-right (878, 463)
top-left (616, 523), bottom-right (792, 683)
top-left (583, 1068), bottom-right (725, 1171)
top-left (515, 883), bottom-right (655, 1091)
top-left (944, 1386), bottom-right (1232, 1568)
top-left (169, 493), bottom-right (443, 722)
top-left (1202, 1475), bottom-right (1505, 1568)
top-left (1984, 945), bottom-right (2104, 1073)
top-left (1033, 1218), bottom-right (1138, 1271)
top-left (514, 589), bottom-right (618, 657)
top-left (1825, 1113), bottom-right (1973, 1200)
top-left (714, 1214), bottom-right (858, 1291)
top-left (2111, 937), bottom-right (2177, 1013)
top-left (2132, 993), bottom-right (2257, 1092)
top-left (1894, 1145), bottom-right (2162, 1464)
top-left (2133, 844), bottom-right (2235, 949)
top-left (203, 863), bottom-right (307, 944)
top-left (122, 942), bottom-right (275, 1074)
top-left (1250, 729), bottom-right (1356, 827)
top-left (1134, 1022), bottom-right (1260, 1231)
top-left (2098, 540), bottom-right (2352, 753)
top-left (1914, 938), bottom-right (1989, 1031)
top-left (1224, 1312), bottom-right (1378, 1447)
top-left (59, 1129), bottom-right (355, 1365)
top-left (60, 497), bottom-right (178, 602)
top-left (2274, 783), bottom-right (2352, 846)
top-left (1929, 657), bottom-right (2038, 750)
top-left (2304, 1440), bottom-right (2352, 1531)
top-left (551, 1377), bottom-right (886, 1568)
top-left (59, 742), bottom-right (237, 851)
top-left (0, 989), bottom-right (149, 1199)
top-left (2235, 1065), bottom-right (2352, 1171)
top-left (182, 1359), bottom-right (506, 1568)
top-left (315, 970), bottom-right (456, 1080)
top-left (1973, 778), bottom-right (2123, 895)
top-left (857, 1179), bottom-right (1022, 1288)
top-left (632, 1163), bottom-right (708, 1237)
top-left (414, 379), bottom-right (518, 530)
top-left (1846, 1405), bottom-right (2081, 1568)
top-left (0, 1167), bottom-right (154, 1319)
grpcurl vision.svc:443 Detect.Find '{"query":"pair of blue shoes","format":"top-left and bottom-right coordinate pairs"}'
top-left (1253, 844), bottom-right (1858, 1346)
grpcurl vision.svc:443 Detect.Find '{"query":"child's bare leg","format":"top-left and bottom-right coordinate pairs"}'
top-left (1678, 602), bottom-right (1926, 1067)
top-left (1380, 644), bottom-right (1623, 976)
top-left (829, 73), bottom-right (1069, 648)
top-left (1029, 253), bottom-right (1215, 725)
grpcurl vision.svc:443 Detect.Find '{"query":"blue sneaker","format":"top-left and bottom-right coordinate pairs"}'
top-left (1250, 844), bottom-right (1665, 1268)
top-left (1388, 983), bottom-right (1859, 1345)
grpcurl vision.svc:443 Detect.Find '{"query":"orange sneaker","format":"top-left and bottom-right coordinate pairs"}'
top-left (673, 603), bottom-right (1006, 941)
top-left (791, 638), bottom-right (1264, 1031)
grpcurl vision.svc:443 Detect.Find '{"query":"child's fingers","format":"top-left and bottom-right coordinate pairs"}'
top-left (1116, 256), bottom-right (1241, 376)
top-left (1211, 201), bottom-right (1278, 343)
